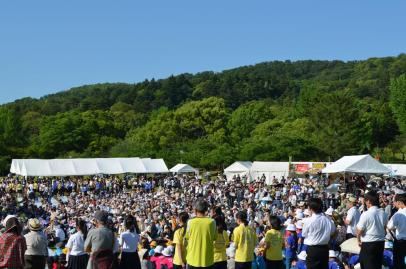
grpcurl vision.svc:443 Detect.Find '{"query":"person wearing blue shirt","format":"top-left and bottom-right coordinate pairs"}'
top-left (294, 251), bottom-right (307, 269)
top-left (328, 250), bottom-right (343, 269)
top-left (348, 254), bottom-right (359, 268)
top-left (285, 224), bottom-right (298, 269)
top-left (382, 241), bottom-right (394, 269)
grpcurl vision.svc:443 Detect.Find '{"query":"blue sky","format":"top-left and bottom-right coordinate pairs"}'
top-left (0, 1), bottom-right (405, 104)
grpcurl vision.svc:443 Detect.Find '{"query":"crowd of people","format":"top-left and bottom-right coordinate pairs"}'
top-left (0, 172), bottom-right (405, 269)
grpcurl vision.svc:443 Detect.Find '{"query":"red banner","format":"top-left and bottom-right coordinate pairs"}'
top-left (295, 164), bottom-right (309, 173)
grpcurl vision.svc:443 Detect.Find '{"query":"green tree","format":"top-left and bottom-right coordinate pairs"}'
top-left (390, 74), bottom-right (406, 134)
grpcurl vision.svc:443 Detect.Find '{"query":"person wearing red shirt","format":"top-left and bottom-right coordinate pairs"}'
top-left (0, 216), bottom-right (27, 269)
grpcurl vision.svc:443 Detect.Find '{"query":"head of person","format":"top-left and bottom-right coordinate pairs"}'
top-left (5, 216), bottom-right (21, 235)
top-left (236, 211), bottom-right (248, 226)
top-left (347, 197), bottom-right (357, 209)
top-left (364, 191), bottom-right (379, 208)
top-left (193, 198), bottom-right (209, 216)
top-left (394, 193), bottom-right (406, 209)
top-left (178, 212), bottom-right (189, 226)
top-left (76, 219), bottom-right (88, 239)
top-left (269, 215), bottom-right (282, 230)
top-left (28, 218), bottom-right (42, 232)
top-left (308, 198), bottom-right (323, 214)
top-left (214, 215), bottom-right (227, 233)
top-left (94, 210), bottom-right (108, 227)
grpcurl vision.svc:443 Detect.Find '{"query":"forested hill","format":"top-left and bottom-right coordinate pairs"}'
top-left (1, 54), bottom-right (406, 173)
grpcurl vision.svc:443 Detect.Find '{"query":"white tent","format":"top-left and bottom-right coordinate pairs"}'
top-left (10, 158), bottom-right (169, 177)
top-left (384, 163), bottom-right (406, 177)
top-left (170, 164), bottom-right (199, 175)
top-left (224, 161), bottom-right (252, 181)
top-left (250, 161), bottom-right (290, 184)
top-left (322, 155), bottom-right (391, 174)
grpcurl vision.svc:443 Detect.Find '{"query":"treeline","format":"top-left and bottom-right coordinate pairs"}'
top-left (1, 55), bottom-right (406, 173)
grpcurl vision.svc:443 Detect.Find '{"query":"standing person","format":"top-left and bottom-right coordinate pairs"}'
top-left (344, 197), bottom-right (361, 239)
top-left (232, 211), bottom-right (257, 269)
top-left (84, 210), bottom-right (115, 269)
top-left (119, 216), bottom-right (141, 269)
top-left (264, 216), bottom-right (284, 269)
top-left (213, 215), bottom-right (229, 269)
top-left (356, 191), bottom-right (388, 269)
top-left (24, 218), bottom-right (48, 269)
top-left (185, 198), bottom-right (216, 269)
top-left (285, 224), bottom-right (298, 269)
top-left (302, 198), bottom-right (336, 269)
top-left (173, 212), bottom-right (189, 269)
top-left (66, 219), bottom-right (89, 269)
top-left (387, 193), bottom-right (406, 269)
top-left (0, 216), bottom-right (27, 269)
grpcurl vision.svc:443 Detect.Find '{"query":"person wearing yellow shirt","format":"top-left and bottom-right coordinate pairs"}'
top-left (232, 211), bottom-right (257, 269)
top-left (173, 212), bottom-right (189, 269)
top-left (185, 198), bottom-right (216, 269)
top-left (264, 216), bottom-right (284, 269)
top-left (213, 215), bottom-right (229, 269)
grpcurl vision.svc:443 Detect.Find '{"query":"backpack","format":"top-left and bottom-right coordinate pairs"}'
top-left (92, 249), bottom-right (116, 269)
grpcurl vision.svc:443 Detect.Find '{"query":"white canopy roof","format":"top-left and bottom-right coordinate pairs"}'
top-left (224, 161), bottom-right (252, 173)
top-left (250, 161), bottom-right (290, 184)
top-left (322, 155), bottom-right (391, 174)
top-left (170, 164), bottom-right (198, 174)
top-left (384, 163), bottom-right (406, 177)
top-left (10, 158), bottom-right (169, 176)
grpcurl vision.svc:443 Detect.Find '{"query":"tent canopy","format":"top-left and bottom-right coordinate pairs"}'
top-left (322, 155), bottom-right (391, 174)
top-left (250, 161), bottom-right (290, 184)
top-left (384, 163), bottom-right (406, 177)
top-left (224, 161), bottom-right (252, 181)
top-left (10, 158), bottom-right (169, 177)
top-left (170, 164), bottom-right (198, 174)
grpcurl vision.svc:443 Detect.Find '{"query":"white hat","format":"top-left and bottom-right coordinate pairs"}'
top-left (297, 251), bottom-right (307, 260)
top-left (2, 215), bottom-right (16, 226)
top-left (155, 245), bottom-right (164, 254)
top-left (329, 250), bottom-right (337, 258)
top-left (162, 247), bottom-right (172, 257)
top-left (354, 263), bottom-right (361, 269)
top-left (384, 241), bottom-right (393, 249)
top-left (286, 224), bottom-right (296, 231)
top-left (325, 207), bottom-right (334, 216)
top-left (296, 220), bottom-right (303, 229)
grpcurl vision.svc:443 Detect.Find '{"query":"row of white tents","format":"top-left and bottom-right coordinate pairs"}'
top-left (224, 155), bottom-right (406, 183)
top-left (9, 155), bottom-right (406, 180)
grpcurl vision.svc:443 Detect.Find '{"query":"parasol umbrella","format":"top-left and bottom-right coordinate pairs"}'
top-left (340, 238), bottom-right (360, 254)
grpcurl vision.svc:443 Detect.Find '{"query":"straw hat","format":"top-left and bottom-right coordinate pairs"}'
top-left (28, 218), bottom-right (42, 231)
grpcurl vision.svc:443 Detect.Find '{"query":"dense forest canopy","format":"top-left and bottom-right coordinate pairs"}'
top-left (1, 55), bottom-right (406, 173)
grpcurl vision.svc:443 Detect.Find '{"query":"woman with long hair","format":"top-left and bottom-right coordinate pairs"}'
top-left (264, 216), bottom-right (284, 269)
top-left (213, 215), bottom-right (229, 269)
top-left (119, 216), bottom-right (141, 269)
top-left (173, 212), bottom-right (189, 269)
top-left (66, 219), bottom-right (89, 269)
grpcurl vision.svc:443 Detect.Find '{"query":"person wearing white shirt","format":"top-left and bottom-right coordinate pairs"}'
top-left (119, 216), bottom-right (141, 269)
top-left (387, 193), bottom-right (406, 269)
top-left (302, 198), bottom-right (336, 269)
top-left (344, 197), bottom-right (361, 239)
top-left (54, 222), bottom-right (66, 242)
top-left (356, 191), bottom-right (388, 269)
top-left (66, 220), bottom-right (89, 269)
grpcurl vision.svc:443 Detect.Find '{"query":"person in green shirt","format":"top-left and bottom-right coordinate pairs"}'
top-left (264, 216), bottom-right (284, 269)
top-left (213, 215), bottom-right (229, 269)
top-left (185, 198), bottom-right (216, 269)
top-left (232, 211), bottom-right (257, 269)
top-left (173, 212), bottom-right (189, 269)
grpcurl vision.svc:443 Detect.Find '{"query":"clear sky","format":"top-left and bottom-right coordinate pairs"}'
top-left (0, 1), bottom-right (405, 104)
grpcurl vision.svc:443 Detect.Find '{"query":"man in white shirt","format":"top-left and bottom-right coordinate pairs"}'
top-left (387, 193), bottom-right (406, 269)
top-left (302, 198), bottom-right (336, 269)
top-left (344, 196), bottom-right (360, 239)
top-left (356, 191), bottom-right (388, 269)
